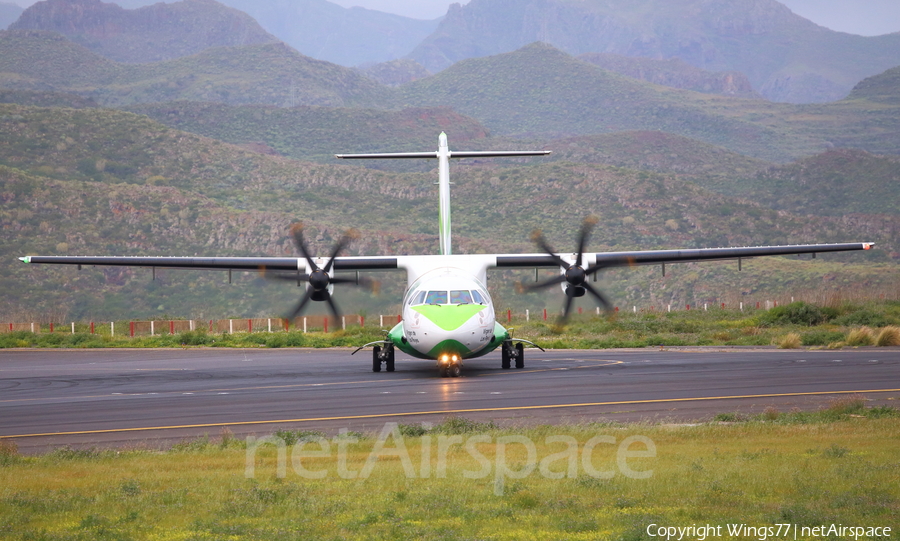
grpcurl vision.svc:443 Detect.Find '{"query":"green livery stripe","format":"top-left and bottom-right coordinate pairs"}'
top-left (411, 304), bottom-right (485, 331)
top-left (427, 339), bottom-right (472, 358)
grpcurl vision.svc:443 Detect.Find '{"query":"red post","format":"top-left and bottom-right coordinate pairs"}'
top-left (578, 307), bottom-right (582, 315)
top-left (774, 301), bottom-right (778, 307)
top-left (756, 302), bottom-right (760, 309)
top-left (284, 319), bottom-right (290, 331)
top-left (130, 321), bottom-right (135, 337)
top-left (9, 323), bottom-right (13, 332)
top-left (49, 322), bottom-right (54, 333)
top-left (170, 321), bottom-right (175, 335)
top-left (248, 319), bottom-right (252, 333)
top-left (397, 314), bottom-right (402, 323)
top-left (686, 304), bottom-right (690, 311)
top-left (359, 315), bottom-right (364, 327)
top-left (721, 303), bottom-right (725, 309)
top-left (209, 320), bottom-right (214, 332)
top-left (90, 322), bottom-right (95, 334)
top-left (507, 309), bottom-right (511, 324)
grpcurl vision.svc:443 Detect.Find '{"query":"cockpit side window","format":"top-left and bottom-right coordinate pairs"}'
top-left (471, 289), bottom-right (485, 304)
top-left (425, 290), bottom-right (448, 305)
top-left (450, 290), bottom-right (473, 304)
top-left (409, 290), bottom-right (426, 306)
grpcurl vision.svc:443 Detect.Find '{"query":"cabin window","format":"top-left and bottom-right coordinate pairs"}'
top-left (472, 290), bottom-right (485, 304)
top-left (425, 290), bottom-right (448, 305)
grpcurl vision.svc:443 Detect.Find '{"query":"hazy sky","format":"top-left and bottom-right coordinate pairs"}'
top-left (11, 0), bottom-right (900, 36)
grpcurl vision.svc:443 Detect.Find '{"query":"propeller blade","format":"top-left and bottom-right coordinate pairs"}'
top-left (561, 289), bottom-right (576, 321)
top-left (323, 292), bottom-right (342, 323)
top-left (290, 222), bottom-right (319, 272)
top-left (284, 290), bottom-right (314, 321)
top-left (530, 230), bottom-right (570, 269)
top-left (583, 282), bottom-right (613, 313)
top-left (522, 273), bottom-right (570, 292)
top-left (575, 216), bottom-right (598, 267)
top-left (323, 229), bottom-right (358, 273)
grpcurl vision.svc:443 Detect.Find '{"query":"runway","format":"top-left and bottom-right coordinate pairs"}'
top-left (1, 347), bottom-right (899, 453)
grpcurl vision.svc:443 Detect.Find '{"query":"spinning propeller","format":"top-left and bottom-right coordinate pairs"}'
top-left (522, 216), bottom-right (618, 322)
top-left (262, 223), bottom-right (374, 322)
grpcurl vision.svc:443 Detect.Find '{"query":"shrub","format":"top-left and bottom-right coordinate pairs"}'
top-left (875, 326), bottom-right (900, 346)
top-left (759, 302), bottom-right (826, 327)
top-left (833, 309), bottom-right (892, 328)
top-left (845, 327), bottom-right (875, 346)
top-left (777, 333), bottom-right (802, 349)
top-left (801, 329), bottom-right (844, 346)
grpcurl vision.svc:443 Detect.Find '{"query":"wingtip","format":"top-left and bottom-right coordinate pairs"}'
top-left (18, 256), bottom-right (30, 264)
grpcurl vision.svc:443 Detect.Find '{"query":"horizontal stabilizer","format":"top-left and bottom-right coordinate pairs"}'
top-left (335, 150), bottom-right (551, 160)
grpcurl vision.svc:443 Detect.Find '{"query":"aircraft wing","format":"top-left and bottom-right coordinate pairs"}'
top-left (493, 242), bottom-right (874, 269)
top-left (18, 255), bottom-right (399, 272)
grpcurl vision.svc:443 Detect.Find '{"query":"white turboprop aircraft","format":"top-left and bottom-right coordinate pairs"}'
top-left (20, 133), bottom-right (873, 376)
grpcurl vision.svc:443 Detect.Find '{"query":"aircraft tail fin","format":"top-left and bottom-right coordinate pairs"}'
top-left (336, 134), bottom-right (550, 255)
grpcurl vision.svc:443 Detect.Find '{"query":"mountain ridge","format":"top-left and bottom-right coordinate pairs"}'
top-left (405, 0), bottom-right (900, 104)
top-left (9, 0), bottom-right (278, 63)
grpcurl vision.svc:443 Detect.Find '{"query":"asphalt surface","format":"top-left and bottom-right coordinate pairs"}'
top-left (1, 347), bottom-right (899, 453)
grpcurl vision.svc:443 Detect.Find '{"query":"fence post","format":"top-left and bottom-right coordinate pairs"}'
top-left (110, 321), bottom-right (114, 336)
top-left (507, 309), bottom-right (511, 324)
top-left (50, 322), bottom-right (54, 333)
top-left (268, 319), bottom-right (272, 333)
top-left (342, 316), bottom-right (346, 331)
top-left (170, 321), bottom-right (175, 335)
top-left (526, 309), bottom-right (529, 322)
top-left (150, 321), bottom-right (154, 336)
top-left (397, 314), bottom-right (402, 324)
top-left (303, 317), bottom-right (307, 333)
top-left (130, 322), bottom-right (135, 338)
top-left (324, 317), bottom-right (329, 333)
top-left (543, 308), bottom-right (547, 321)
top-left (248, 319), bottom-right (252, 333)
top-left (71, 322), bottom-right (75, 334)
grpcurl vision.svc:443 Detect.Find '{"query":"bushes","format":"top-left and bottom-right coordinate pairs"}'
top-left (759, 302), bottom-right (826, 327)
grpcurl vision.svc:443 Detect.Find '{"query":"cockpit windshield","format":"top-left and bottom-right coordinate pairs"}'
top-left (450, 290), bottom-right (473, 304)
top-left (410, 289), bottom-right (485, 306)
top-left (425, 290), bottom-right (448, 305)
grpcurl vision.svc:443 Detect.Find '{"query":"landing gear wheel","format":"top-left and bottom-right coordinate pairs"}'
top-left (372, 345), bottom-right (382, 373)
top-left (439, 366), bottom-right (449, 378)
top-left (501, 344), bottom-right (511, 369)
top-left (448, 363), bottom-right (462, 378)
top-left (515, 342), bottom-right (525, 369)
top-left (385, 346), bottom-right (395, 372)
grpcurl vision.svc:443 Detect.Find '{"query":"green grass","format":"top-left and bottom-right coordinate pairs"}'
top-left (0, 407), bottom-right (897, 540)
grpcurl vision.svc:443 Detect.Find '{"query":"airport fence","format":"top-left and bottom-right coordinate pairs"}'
top-left (3, 286), bottom-right (897, 336)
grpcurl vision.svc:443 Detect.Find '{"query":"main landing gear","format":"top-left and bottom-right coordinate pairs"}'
top-left (371, 343), bottom-right (395, 372)
top-left (501, 340), bottom-right (525, 370)
top-left (501, 337), bottom-right (544, 370)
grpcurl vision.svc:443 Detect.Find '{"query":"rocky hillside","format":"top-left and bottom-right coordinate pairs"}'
top-left (406, 0), bottom-right (900, 104)
top-left (0, 30), bottom-right (390, 107)
top-left (578, 53), bottom-right (760, 99)
top-left (9, 0), bottom-right (278, 63)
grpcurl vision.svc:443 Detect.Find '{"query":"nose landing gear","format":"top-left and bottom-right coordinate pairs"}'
top-left (437, 354), bottom-right (462, 377)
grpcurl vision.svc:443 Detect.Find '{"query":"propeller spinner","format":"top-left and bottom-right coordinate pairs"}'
top-left (523, 216), bottom-right (617, 322)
